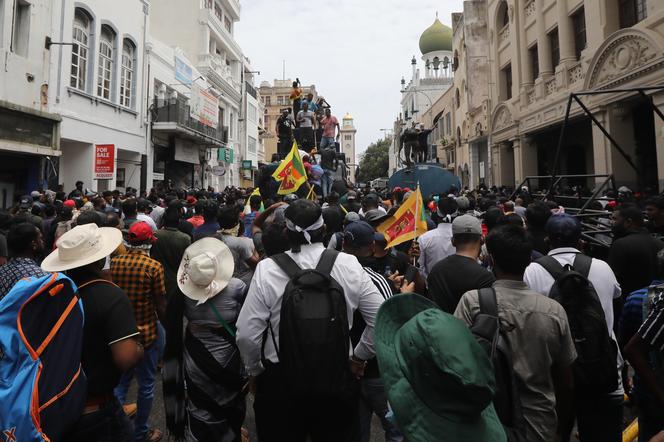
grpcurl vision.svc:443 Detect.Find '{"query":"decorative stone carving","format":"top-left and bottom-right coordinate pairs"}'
top-left (499, 25), bottom-right (510, 45)
top-left (545, 77), bottom-right (556, 95)
top-left (492, 106), bottom-right (513, 131)
top-left (588, 33), bottom-right (660, 88)
top-left (527, 89), bottom-right (536, 104)
top-left (525, 0), bottom-right (535, 18)
top-left (508, 5), bottom-right (514, 22)
top-left (568, 63), bottom-right (584, 84)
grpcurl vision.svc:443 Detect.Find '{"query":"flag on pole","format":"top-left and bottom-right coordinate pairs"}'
top-left (377, 186), bottom-right (428, 248)
top-left (244, 187), bottom-right (264, 214)
top-left (306, 185), bottom-right (317, 201)
top-left (272, 141), bottom-right (307, 195)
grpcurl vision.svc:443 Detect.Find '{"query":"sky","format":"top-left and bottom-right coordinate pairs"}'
top-left (235, 0), bottom-right (465, 162)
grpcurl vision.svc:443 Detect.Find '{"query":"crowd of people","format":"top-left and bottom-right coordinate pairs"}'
top-left (2, 180), bottom-right (664, 442)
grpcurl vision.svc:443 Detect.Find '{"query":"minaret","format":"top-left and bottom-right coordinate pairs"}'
top-left (340, 113), bottom-right (357, 181)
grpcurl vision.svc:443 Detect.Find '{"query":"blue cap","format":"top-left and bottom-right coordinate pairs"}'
top-left (343, 221), bottom-right (376, 248)
top-left (545, 214), bottom-right (582, 243)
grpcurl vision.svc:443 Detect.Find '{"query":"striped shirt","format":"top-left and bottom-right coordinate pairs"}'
top-left (363, 267), bottom-right (395, 300)
top-left (638, 289), bottom-right (664, 351)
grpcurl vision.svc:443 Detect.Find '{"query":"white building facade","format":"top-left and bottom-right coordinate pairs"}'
top-left (0, 0), bottom-right (61, 207)
top-left (340, 113), bottom-right (357, 181)
top-left (48, 0), bottom-right (150, 194)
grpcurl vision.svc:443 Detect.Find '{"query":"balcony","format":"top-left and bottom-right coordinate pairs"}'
top-left (151, 100), bottom-right (224, 145)
top-left (197, 54), bottom-right (242, 99)
top-left (200, 8), bottom-right (242, 59)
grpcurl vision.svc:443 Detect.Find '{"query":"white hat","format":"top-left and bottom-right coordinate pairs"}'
top-left (177, 237), bottom-right (234, 304)
top-left (42, 224), bottom-right (122, 272)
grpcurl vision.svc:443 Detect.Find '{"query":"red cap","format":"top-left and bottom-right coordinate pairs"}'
top-left (128, 221), bottom-right (156, 244)
top-left (63, 199), bottom-right (76, 208)
top-left (393, 187), bottom-right (402, 193)
top-left (403, 187), bottom-right (411, 193)
top-left (186, 196), bottom-right (197, 205)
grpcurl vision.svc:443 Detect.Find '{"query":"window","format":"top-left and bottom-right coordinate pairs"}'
top-left (248, 104), bottom-right (257, 123)
top-left (11, 0), bottom-right (30, 56)
top-left (529, 44), bottom-right (539, 80)
top-left (120, 40), bottom-right (135, 107)
top-left (502, 64), bottom-right (513, 100)
top-left (229, 112), bottom-right (234, 138)
top-left (224, 16), bottom-right (232, 33)
top-left (498, 1), bottom-right (509, 28)
top-left (344, 135), bottom-right (352, 141)
top-left (214, 2), bottom-right (222, 21)
top-left (619, 0), bottom-right (647, 28)
top-left (277, 96), bottom-right (284, 105)
top-left (549, 27), bottom-right (560, 69)
top-left (455, 88), bottom-right (460, 108)
top-left (264, 95), bottom-right (271, 106)
top-left (445, 113), bottom-right (451, 135)
top-left (70, 8), bottom-right (91, 91)
top-left (248, 136), bottom-right (257, 153)
top-left (572, 7), bottom-right (586, 59)
top-left (264, 116), bottom-right (269, 128)
top-left (204, 0), bottom-right (212, 8)
top-left (97, 26), bottom-right (115, 100)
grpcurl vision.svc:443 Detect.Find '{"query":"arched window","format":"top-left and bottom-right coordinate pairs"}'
top-left (120, 39), bottom-right (135, 107)
top-left (456, 127), bottom-right (461, 146)
top-left (498, 1), bottom-right (509, 28)
top-left (455, 88), bottom-right (460, 108)
top-left (70, 8), bottom-right (91, 91)
top-left (97, 25), bottom-right (115, 100)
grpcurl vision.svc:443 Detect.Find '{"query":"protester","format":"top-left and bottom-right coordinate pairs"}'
top-left (455, 224), bottom-right (576, 442)
top-left (187, 201), bottom-right (206, 229)
top-left (242, 194), bottom-right (262, 238)
top-left (122, 198), bottom-right (139, 230)
top-left (137, 199), bottom-right (158, 232)
top-left (418, 196), bottom-right (457, 278)
top-left (43, 224), bottom-right (142, 442)
top-left (524, 213), bottom-right (623, 440)
top-left (525, 201), bottom-right (551, 255)
top-left (322, 192), bottom-right (345, 244)
top-left (192, 201), bottom-right (221, 241)
top-left (343, 190), bottom-right (362, 213)
top-left (216, 205), bottom-right (258, 287)
top-left (111, 221), bottom-right (167, 442)
top-left (0, 222), bottom-right (47, 300)
top-left (646, 196), bottom-right (664, 240)
top-left (296, 101), bottom-right (316, 151)
top-left (151, 204), bottom-right (191, 305)
top-left (172, 238), bottom-right (247, 441)
top-left (375, 294), bottom-right (507, 441)
top-left (427, 215), bottom-right (494, 313)
top-left (236, 199), bottom-right (385, 441)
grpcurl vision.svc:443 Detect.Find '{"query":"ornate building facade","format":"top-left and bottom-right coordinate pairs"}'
top-left (487, 0), bottom-right (664, 191)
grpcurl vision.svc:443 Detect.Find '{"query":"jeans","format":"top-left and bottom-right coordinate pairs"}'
top-left (114, 322), bottom-right (165, 442)
top-left (358, 377), bottom-right (404, 442)
top-left (320, 136), bottom-right (336, 150)
top-left (320, 170), bottom-right (334, 198)
top-left (65, 399), bottom-right (133, 442)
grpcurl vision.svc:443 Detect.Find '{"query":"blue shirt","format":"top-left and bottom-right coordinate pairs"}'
top-left (302, 99), bottom-right (318, 113)
top-left (193, 222), bottom-right (220, 241)
top-left (243, 212), bottom-right (258, 238)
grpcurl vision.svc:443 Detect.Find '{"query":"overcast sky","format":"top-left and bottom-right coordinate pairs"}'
top-left (235, 0), bottom-right (464, 162)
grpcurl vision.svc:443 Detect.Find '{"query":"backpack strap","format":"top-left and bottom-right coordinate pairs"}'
top-left (535, 256), bottom-right (566, 280)
top-left (572, 254), bottom-right (592, 279)
top-left (478, 287), bottom-right (498, 317)
top-left (270, 253), bottom-right (302, 279)
top-left (315, 249), bottom-right (339, 275)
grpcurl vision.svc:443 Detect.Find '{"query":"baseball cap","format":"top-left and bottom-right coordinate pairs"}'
top-left (452, 215), bottom-right (482, 236)
top-left (344, 212), bottom-right (361, 224)
top-left (362, 193), bottom-right (379, 205)
top-left (346, 190), bottom-right (358, 200)
top-left (128, 221), bottom-right (156, 244)
top-left (19, 195), bottom-right (33, 209)
top-left (30, 191), bottom-right (41, 199)
top-left (63, 199), bottom-right (76, 209)
top-left (545, 213), bottom-right (582, 243)
top-left (343, 221), bottom-right (377, 248)
top-left (137, 198), bottom-right (153, 212)
top-left (186, 196), bottom-right (198, 205)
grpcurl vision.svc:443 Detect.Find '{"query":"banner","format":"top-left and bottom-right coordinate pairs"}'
top-left (190, 84), bottom-right (219, 128)
top-left (174, 55), bottom-right (193, 85)
top-left (94, 144), bottom-right (115, 179)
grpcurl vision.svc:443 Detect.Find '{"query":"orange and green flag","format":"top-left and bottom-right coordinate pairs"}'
top-left (272, 141), bottom-right (307, 195)
top-left (377, 186), bottom-right (428, 248)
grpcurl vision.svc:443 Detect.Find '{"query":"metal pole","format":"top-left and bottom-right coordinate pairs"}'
top-left (572, 95), bottom-right (638, 173)
top-left (638, 90), bottom-right (664, 122)
top-left (548, 94), bottom-right (574, 196)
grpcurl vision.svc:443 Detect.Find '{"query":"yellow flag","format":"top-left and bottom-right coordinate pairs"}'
top-left (272, 141), bottom-right (307, 195)
top-left (377, 186), bottom-right (428, 248)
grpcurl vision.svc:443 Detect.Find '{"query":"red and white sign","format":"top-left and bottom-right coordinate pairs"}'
top-left (94, 144), bottom-right (115, 179)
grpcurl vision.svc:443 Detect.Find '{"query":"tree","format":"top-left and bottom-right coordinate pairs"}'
top-left (356, 138), bottom-right (390, 183)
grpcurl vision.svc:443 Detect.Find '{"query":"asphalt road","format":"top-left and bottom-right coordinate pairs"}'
top-left (126, 373), bottom-right (386, 441)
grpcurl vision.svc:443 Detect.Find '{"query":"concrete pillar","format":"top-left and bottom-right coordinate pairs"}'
top-left (652, 92), bottom-right (664, 192)
top-left (535, 0), bottom-right (553, 76)
top-left (514, 136), bottom-right (538, 185)
top-left (590, 108), bottom-right (613, 188)
top-left (518, 2), bottom-right (532, 87)
top-left (557, 0), bottom-right (576, 63)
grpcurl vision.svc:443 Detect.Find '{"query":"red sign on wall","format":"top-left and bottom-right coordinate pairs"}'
top-left (94, 144), bottom-right (115, 179)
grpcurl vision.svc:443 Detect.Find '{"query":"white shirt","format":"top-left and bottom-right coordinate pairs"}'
top-left (358, 206), bottom-right (387, 217)
top-left (149, 206), bottom-right (165, 227)
top-left (236, 243), bottom-right (384, 376)
top-left (137, 213), bottom-right (158, 232)
top-left (523, 247), bottom-right (621, 332)
top-left (417, 223), bottom-right (456, 279)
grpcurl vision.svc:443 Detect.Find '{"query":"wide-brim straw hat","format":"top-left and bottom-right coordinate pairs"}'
top-left (177, 237), bottom-right (234, 304)
top-left (42, 224), bottom-right (122, 272)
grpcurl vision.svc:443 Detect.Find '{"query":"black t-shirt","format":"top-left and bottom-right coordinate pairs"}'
top-left (373, 249), bottom-right (411, 277)
top-left (78, 280), bottom-right (138, 396)
top-left (277, 116), bottom-right (294, 138)
top-left (322, 206), bottom-right (345, 236)
top-left (609, 230), bottom-right (664, 297)
top-left (427, 254), bottom-right (495, 313)
top-left (647, 221), bottom-right (664, 241)
top-left (320, 148), bottom-right (336, 170)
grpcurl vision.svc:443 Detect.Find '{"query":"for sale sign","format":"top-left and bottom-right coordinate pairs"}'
top-left (94, 144), bottom-right (115, 179)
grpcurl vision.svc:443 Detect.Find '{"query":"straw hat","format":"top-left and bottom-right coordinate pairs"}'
top-left (42, 224), bottom-right (122, 272)
top-left (177, 237), bottom-right (234, 304)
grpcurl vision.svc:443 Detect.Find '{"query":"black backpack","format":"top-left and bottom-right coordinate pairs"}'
top-left (270, 250), bottom-right (353, 397)
top-left (471, 287), bottom-right (527, 442)
top-left (536, 254), bottom-right (619, 394)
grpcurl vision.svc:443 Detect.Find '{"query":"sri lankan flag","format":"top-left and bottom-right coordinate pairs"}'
top-left (272, 141), bottom-right (307, 195)
top-left (377, 186), bottom-right (428, 248)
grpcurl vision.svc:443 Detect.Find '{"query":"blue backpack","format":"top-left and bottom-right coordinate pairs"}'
top-left (0, 273), bottom-right (86, 441)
